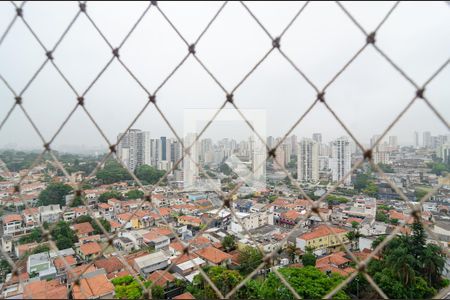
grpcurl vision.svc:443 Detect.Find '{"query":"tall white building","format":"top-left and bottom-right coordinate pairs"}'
top-left (370, 134), bottom-right (381, 150)
top-left (312, 133), bottom-right (322, 144)
top-left (423, 131), bottom-right (432, 148)
top-left (331, 137), bottom-right (351, 185)
top-left (117, 129), bottom-right (151, 171)
top-left (297, 139), bottom-right (319, 182)
top-left (414, 131), bottom-right (420, 148)
top-left (290, 135), bottom-right (298, 155)
top-left (183, 133), bottom-right (199, 190)
top-left (388, 136), bottom-right (398, 148)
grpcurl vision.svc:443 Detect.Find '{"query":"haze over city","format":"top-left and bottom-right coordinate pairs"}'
top-left (0, 1), bottom-right (449, 153)
top-left (0, 2), bottom-right (449, 300)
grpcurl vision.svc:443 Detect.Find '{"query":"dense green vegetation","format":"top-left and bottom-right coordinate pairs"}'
top-left (50, 221), bottom-right (78, 250)
top-left (238, 246), bottom-right (263, 276)
top-left (186, 266), bottom-right (349, 299)
top-left (126, 189), bottom-right (144, 199)
top-left (0, 259), bottom-right (11, 283)
top-left (38, 182), bottom-right (73, 206)
top-left (302, 250), bottom-right (316, 267)
top-left (96, 159), bottom-right (132, 184)
top-left (414, 188), bottom-right (429, 200)
top-left (111, 275), bottom-right (164, 299)
top-left (18, 228), bottom-right (42, 244)
top-left (135, 165), bottom-right (166, 185)
top-left (350, 222), bottom-right (447, 299)
top-left (353, 171), bottom-right (378, 197)
top-left (98, 191), bottom-right (123, 203)
top-left (222, 235), bottom-right (236, 252)
top-left (427, 162), bottom-right (450, 176)
top-left (326, 195), bottom-right (349, 205)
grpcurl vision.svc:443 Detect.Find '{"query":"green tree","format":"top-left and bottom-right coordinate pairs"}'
top-left (375, 211), bottom-right (389, 223)
top-left (302, 251), bottom-right (316, 267)
top-left (96, 159), bottom-right (132, 184)
top-left (112, 275), bottom-right (164, 300)
top-left (19, 228), bottom-right (42, 244)
top-left (238, 246), bottom-right (263, 276)
top-left (98, 191), bottom-right (123, 203)
top-left (187, 266), bottom-right (243, 299)
top-left (92, 218), bottom-right (111, 235)
top-left (256, 267), bottom-right (349, 299)
top-left (135, 165), bottom-right (165, 185)
top-left (50, 221), bottom-right (78, 250)
top-left (377, 163), bottom-right (394, 173)
top-left (0, 259), bottom-right (11, 283)
top-left (222, 235), bottom-right (236, 252)
top-left (75, 215), bottom-right (93, 224)
top-left (414, 188), bottom-right (428, 201)
top-left (428, 162), bottom-right (449, 176)
top-left (367, 221), bottom-right (445, 299)
top-left (70, 195), bottom-right (85, 207)
top-left (219, 163), bottom-right (232, 176)
top-left (38, 182), bottom-right (73, 206)
top-left (126, 189), bottom-right (144, 199)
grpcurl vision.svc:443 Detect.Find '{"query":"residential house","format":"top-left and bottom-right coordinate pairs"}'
top-left (296, 225), bottom-right (349, 255)
top-left (27, 252), bottom-right (56, 280)
top-left (72, 222), bottom-right (95, 238)
top-left (148, 270), bottom-right (175, 287)
top-left (77, 242), bottom-right (102, 261)
top-left (178, 215), bottom-right (202, 228)
top-left (120, 231), bottom-right (144, 248)
top-left (98, 203), bottom-right (114, 219)
top-left (23, 279), bottom-right (68, 299)
top-left (195, 246), bottom-right (232, 267)
top-left (133, 251), bottom-right (170, 278)
top-left (2, 214), bottom-right (23, 235)
top-left (72, 273), bottom-right (115, 299)
top-left (230, 210), bottom-right (271, 233)
top-left (279, 210), bottom-right (303, 227)
top-left (39, 205), bottom-right (62, 223)
top-left (22, 208), bottom-right (40, 232)
top-left (114, 237), bottom-right (135, 253)
top-left (94, 257), bottom-right (126, 278)
top-left (1, 235), bottom-right (13, 253)
top-left (171, 253), bottom-right (206, 276)
top-left (53, 254), bottom-right (77, 273)
top-left (108, 198), bottom-right (123, 214)
top-left (142, 232), bottom-right (170, 251)
top-left (316, 252), bottom-right (356, 277)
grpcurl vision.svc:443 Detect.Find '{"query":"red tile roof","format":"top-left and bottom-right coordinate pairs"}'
top-left (72, 273), bottom-right (114, 299)
top-left (173, 292), bottom-right (195, 299)
top-left (3, 214), bottom-right (22, 223)
top-left (68, 265), bottom-right (97, 281)
top-left (299, 225), bottom-right (347, 241)
top-left (23, 279), bottom-right (68, 299)
top-left (98, 203), bottom-right (112, 209)
top-left (148, 270), bottom-right (175, 287)
top-left (195, 246), bottom-right (232, 264)
top-left (79, 242), bottom-right (102, 256)
top-left (316, 253), bottom-right (350, 267)
top-left (282, 210), bottom-right (301, 220)
top-left (94, 257), bottom-right (125, 274)
top-left (73, 222), bottom-right (94, 235)
top-left (53, 255), bottom-right (77, 270)
top-left (179, 215), bottom-right (202, 224)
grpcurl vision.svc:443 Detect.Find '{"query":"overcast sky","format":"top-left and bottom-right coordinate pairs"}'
top-left (0, 1), bottom-right (449, 153)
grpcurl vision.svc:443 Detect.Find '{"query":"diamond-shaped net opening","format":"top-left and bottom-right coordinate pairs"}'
top-left (0, 1), bottom-right (449, 299)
